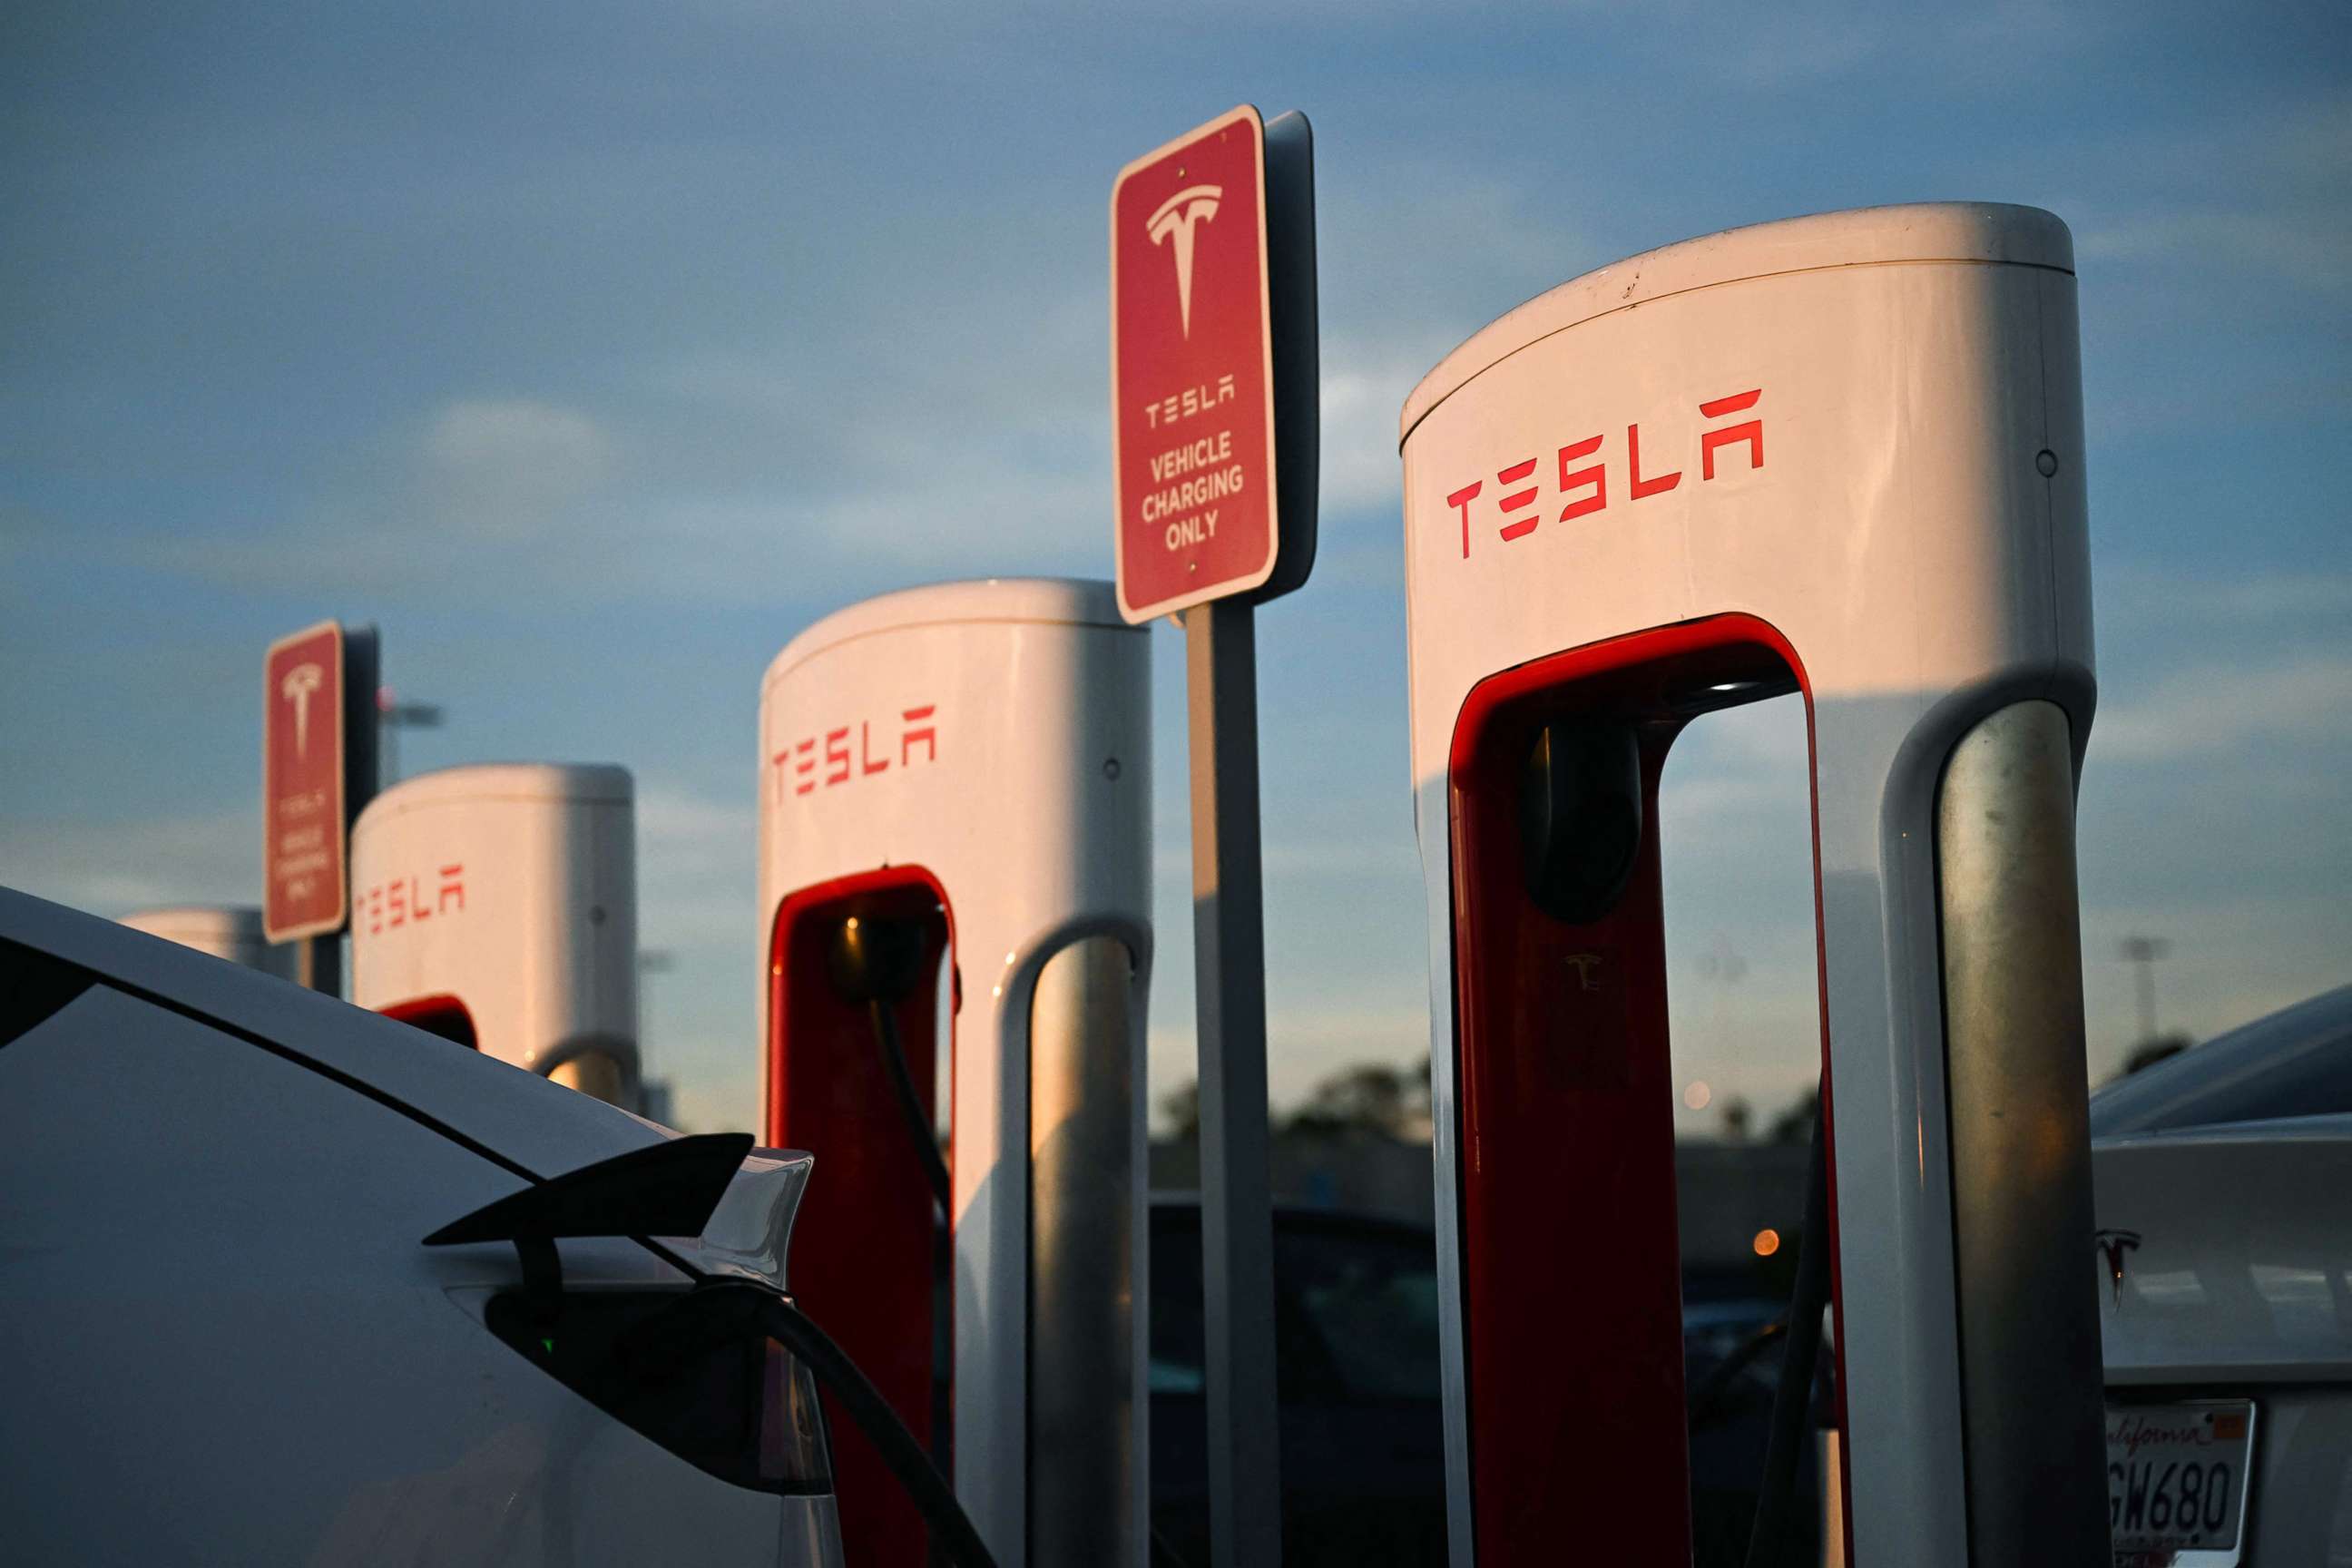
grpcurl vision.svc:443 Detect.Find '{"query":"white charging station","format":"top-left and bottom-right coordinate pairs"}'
top-left (1401, 204), bottom-right (2108, 1564)
top-left (758, 577), bottom-right (1151, 1568)
top-left (349, 763), bottom-right (641, 1108)
top-left (118, 906), bottom-right (297, 980)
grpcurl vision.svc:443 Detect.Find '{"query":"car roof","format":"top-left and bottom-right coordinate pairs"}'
top-left (1, 884), bottom-right (664, 1181)
top-left (2090, 983), bottom-right (2352, 1139)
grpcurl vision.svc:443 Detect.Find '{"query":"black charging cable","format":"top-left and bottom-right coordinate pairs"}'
top-left (867, 995), bottom-right (952, 1212)
top-left (862, 977), bottom-right (957, 1509)
top-left (828, 907), bottom-right (957, 1509)
top-left (1741, 1077), bottom-right (1832, 1568)
top-left (757, 1291), bottom-right (997, 1568)
top-left (828, 912), bottom-right (951, 1213)
top-left (1686, 1318), bottom-right (1789, 1428)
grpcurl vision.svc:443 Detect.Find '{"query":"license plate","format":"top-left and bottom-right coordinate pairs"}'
top-left (2105, 1399), bottom-right (2256, 1564)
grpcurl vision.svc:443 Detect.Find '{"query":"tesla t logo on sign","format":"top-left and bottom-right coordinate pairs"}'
top-left (1112, 105), bottom-right (1280, 623)
top-left (1148, 184), bottom-right (1222, 336)
top-left (265, 622), bottom-right (348, 942)
top-left (280, 662), bottom-right (326, 753)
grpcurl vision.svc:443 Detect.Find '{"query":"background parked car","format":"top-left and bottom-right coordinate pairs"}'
top-left (2091, 984), bottom-right (2352, 1565)
top-left (1149, 1200), bottom-right (1447, 1567)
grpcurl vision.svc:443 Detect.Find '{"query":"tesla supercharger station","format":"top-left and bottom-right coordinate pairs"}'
top-left (1401, 204), bottom-right (2110, 1565)
top-left (118, 906), bottom-right (297, 979)
top-left (759, 578), bottom-right (1151, 1568)
top-left (349, 763), bottom-right (641, 1108)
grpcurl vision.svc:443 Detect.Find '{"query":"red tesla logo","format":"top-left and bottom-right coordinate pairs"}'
top-left (769, 704), bottom-right (939, 803)
top-left (1446, 388), bottom-right (1766, 560)
top-left (355, 863), bottom-right (466, 937)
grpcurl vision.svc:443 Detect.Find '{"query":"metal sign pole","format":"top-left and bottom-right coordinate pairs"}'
top-left (1185, 593), bottom-right (1282, 1567)
top-left (325, 624), bottom-right (380, 999)
top-left (1112, 104), bottom-right (1314, 1568)
top-left (295, 934), bottom-right (338, 995)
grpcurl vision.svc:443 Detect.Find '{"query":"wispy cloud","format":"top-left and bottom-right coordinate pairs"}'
top-left (635, 781), bottom-right (756, 954)
top-left (0, 808), bottom-right (259, 916)
top-left (2099, 569), bottom-right (2352, 641)
top-left (417, 397), bottom-right (618, 537)
top-left (118, 380), bottom-right (1109, 607)
top-left (2076, 207), bottom-right (2351, 298)
top-left (2092, 652), bottom-right (2351, 764)
top-left (129, 394), bottom-right (636, 598)
top-left (1151, 1002), bottom-right (1433, 1119)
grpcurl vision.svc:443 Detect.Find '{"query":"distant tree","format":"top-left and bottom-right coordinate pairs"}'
top-left (2122, 1034), bottom-right (2192, 1076)
top-left (1163, 1057), bottom-right (1438, 1145)
top-left (1720, 1096), bottom-right (1753, 1142)
top-left (1284, 1059), bottom-right (1435, 1141)
top-left (1159, 1080), bottom-right (1200, 1141)
top-left (1768, 1087), bottom-right (1819, 1145)
top-left (1287, 1063), bottom-right (1410, 1137)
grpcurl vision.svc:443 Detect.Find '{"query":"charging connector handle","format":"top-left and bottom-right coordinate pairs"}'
top-left (828, 910), bottom-right (951, 1215)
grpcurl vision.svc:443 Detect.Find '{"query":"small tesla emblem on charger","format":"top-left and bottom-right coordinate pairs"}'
top-left (2095, 1229), bottom-right (2141, 1307)
top-left (1563, 953), bottom-right (1604, 991)
top-left (1147, 184), bottom-right (1222, 338)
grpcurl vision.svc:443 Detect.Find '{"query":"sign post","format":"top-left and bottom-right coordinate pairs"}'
top-left (1112, 104), bottom-right (1316, 1568)
top-left (263, 620), bottom-right (379, 995)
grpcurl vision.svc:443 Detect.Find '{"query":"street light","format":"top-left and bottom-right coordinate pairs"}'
top-left (636, 947), bottom-right (676, 1040)
top-left (2119, 936), bottom-right (2171, 1044)
top-left (636, 949), bottom-right (678, 1127)
top-left (376, 687), bottom-right (444, 784)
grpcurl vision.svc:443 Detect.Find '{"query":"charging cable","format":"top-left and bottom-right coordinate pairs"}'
top-left (828, 907), bottom-right (956, 1498)
top-left (1742, 1075), bottom-right (1832, 1568)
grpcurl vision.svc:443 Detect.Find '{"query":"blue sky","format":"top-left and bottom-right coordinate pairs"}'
top-left (4, 3), bottom-right (2346, 1135)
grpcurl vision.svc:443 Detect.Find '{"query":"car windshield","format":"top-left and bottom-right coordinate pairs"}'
top-left (2089, 985), bottom-right (2352, 1138)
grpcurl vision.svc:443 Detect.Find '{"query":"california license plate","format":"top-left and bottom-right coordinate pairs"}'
top-left (2106, 1399), bottom-right (2255, 1564)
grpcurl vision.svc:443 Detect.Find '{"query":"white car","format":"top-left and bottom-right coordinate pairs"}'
top-left (0, 886), bottom-right (989, 1566)
top-left (2092, 985), bottom-right (2352, 1566)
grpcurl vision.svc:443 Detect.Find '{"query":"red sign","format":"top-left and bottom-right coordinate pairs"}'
top-left (263, 621), bottom-right (348, 941)
top-left (1112, 105), bottom-right (1280, 623)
